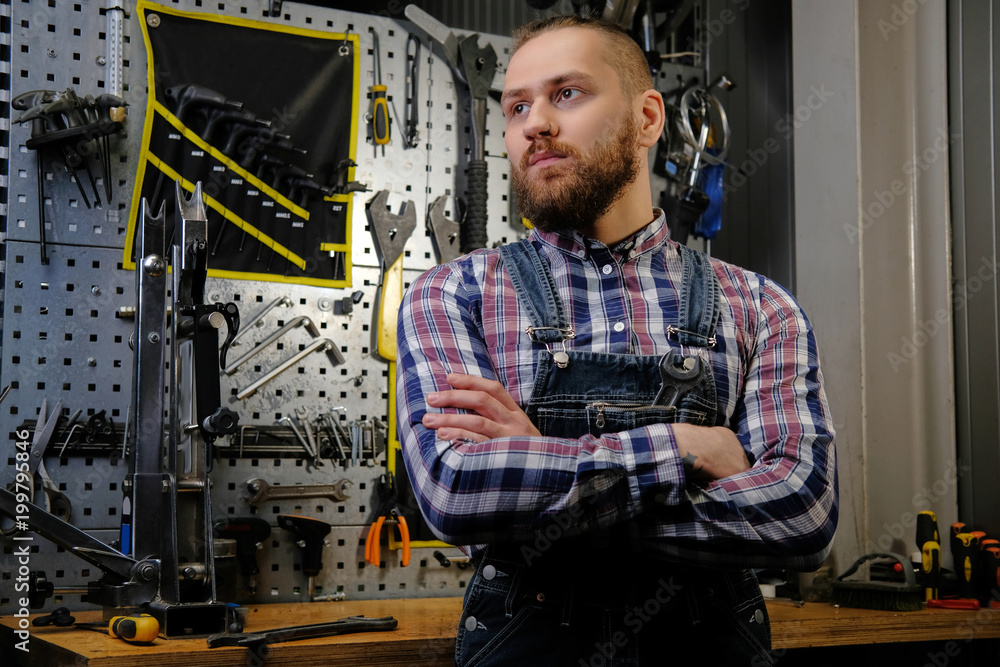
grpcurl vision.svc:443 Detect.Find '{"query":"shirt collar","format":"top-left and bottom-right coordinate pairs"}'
top-left (530, 208), bottom-right (673, 259)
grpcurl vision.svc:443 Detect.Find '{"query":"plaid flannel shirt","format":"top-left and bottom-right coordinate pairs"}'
top-left (396, 212), bottom-right (837, 570)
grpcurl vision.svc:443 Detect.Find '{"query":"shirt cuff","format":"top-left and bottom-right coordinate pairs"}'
top-left (619, 423), bottom-right (687, 511)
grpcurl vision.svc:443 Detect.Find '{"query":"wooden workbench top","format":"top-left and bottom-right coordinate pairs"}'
top-left (3, 597), bottom-right (999, 665)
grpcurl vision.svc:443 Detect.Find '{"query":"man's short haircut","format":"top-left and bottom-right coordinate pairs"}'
top-left (510, 15), bottom-right (653, 100)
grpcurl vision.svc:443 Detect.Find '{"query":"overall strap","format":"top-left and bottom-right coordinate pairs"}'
top-left (498, 238), bottom-right (569, 344)
top-left (675, 243), bottom-right (722, 348)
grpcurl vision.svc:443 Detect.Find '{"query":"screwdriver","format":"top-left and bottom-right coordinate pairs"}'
top-left (368, 27), bottom-right (390, 156)
top-left (921, 540), bottom-right (941, 601)
top-left (954, 532), bottom-right (981, 599)
top-left (76, 614), bottom-right (159, 643)
top-left (916, 510), bottom-right (939, 552)
top-left (950, 521), bottom-right (966, 561)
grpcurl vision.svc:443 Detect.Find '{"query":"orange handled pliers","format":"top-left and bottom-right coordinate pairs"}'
top-left (365, 472), bottom-right (410, 567)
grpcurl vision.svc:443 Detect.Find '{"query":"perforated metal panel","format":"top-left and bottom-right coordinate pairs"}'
top-left (1, 0), bottom-right (512, 614)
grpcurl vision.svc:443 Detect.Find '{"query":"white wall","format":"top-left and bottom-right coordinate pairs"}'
top-left (792, 0), bottom-right (956, 573)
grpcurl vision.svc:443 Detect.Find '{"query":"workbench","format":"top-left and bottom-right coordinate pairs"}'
top-left (2, 598), bottom-right (1000, 666)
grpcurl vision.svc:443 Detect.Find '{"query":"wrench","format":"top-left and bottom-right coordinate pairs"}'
top-left (652, 350), bottom-right (705, 407)
top-left (244, 478), bottom-right (352, 506)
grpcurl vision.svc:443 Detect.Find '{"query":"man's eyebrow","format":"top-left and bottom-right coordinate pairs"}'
top-left (501, 71), bottom-right (598, 105)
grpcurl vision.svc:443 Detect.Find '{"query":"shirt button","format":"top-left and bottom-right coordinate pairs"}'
top-left (482, 565), bottom-right (496, 580)
top-left (613, 322), bottom-right (625, 332)
top-left (602, 264), bottom-right (613, 275)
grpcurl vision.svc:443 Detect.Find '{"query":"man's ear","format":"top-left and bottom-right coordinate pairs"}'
top-left (636, 89), bottom-right (665, 148)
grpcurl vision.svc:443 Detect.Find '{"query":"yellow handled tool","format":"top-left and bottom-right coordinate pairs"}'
top-left (77, 613), bottom-right (159, 643)
top-left (369, 28), bottom-right (390, 151)
top-left (109, 614), bottom-right (160, 643)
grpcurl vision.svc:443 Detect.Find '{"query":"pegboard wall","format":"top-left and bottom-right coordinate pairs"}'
top-left (0, 0), bottom-right (512, 615)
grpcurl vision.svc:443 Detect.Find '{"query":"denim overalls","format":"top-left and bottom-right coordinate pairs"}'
top-left (455, 238), bottom-right (773, 667)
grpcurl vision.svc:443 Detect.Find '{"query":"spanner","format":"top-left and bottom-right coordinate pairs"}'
top-left (244, 478), bottom-right (352, 506)
top-left (652, 350), bottom-right (705, 407)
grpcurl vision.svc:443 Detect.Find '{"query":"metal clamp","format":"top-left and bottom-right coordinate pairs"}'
top-left (525, 326), bottom-right (575, 369)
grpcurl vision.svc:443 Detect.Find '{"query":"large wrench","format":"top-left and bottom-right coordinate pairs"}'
top-left (244, 478), bottom-right (352, 506)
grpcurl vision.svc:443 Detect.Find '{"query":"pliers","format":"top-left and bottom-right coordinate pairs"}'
top-left (364, 472), bottom-right (410, 567)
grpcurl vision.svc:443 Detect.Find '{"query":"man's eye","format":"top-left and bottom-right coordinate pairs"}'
top-left (511, 103), bottom-right (528, 115)
top-left (559, 88), bottom-right (580, 101)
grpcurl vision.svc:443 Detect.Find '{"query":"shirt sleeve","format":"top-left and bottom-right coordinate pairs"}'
top-left (634, 275), bottom-right (839, 570)
top-left (396, 260), bottom-right (837, 571)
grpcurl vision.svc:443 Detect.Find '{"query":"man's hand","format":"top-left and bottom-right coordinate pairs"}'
top-left (422, 373), bottom-right (541, 442)
top-left (671, 423), bottom-right (751, 481)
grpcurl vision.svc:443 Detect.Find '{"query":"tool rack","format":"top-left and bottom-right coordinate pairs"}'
top-left (0, 0), bottom-right (517, 615)
top-left (0, 0), bottom-right (702, 621)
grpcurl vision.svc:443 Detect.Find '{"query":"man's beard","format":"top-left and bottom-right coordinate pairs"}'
top-left (511, 111), bottom-right (640, 234)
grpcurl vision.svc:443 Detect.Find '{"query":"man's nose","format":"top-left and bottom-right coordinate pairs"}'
top-left (523, 104), bottom-right (556, 140)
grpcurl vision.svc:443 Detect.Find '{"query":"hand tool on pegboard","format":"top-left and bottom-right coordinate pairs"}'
top-left (426, 195), bottom-right (463, 264)
top-left (403, 34), bottom-right (422, 149)
top-left (404, 4), bottom-right (497, 252)
top-left (12, 88), bottom-right (127, 260)
top-left (277, 514), bottom-right (332, 601)
top-left (367, 27), bottom-right (391, 156)
top-left (366, 190), bottom-right (416, 455)
top-left (213, 517), bottom-right (271, 596)
top-left (1, 399), bottom-right (72, 537)
top-left (365, 472), bottom-right (411, 567)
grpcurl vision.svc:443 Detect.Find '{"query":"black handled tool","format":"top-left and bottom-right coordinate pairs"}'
top-left (206, 615), bottom-right (397, 649)
top-left (368, 27), bottom-right (390, 155)
top-left (214, 517), bottom-right (271, 595)
top-left (404, 4), bottom-right (497, 252)
top-left (916, 510), bottom-right (939, 553)
top-left (954, 532), bottom-right (981, 599)
top-left (277, 514), bottom-right (331, 600)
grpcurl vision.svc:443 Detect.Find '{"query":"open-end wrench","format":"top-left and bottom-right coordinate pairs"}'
top-left (244, 478), bottom-right (352, 506)
top-left (652, 350), bottom-right (705, 407)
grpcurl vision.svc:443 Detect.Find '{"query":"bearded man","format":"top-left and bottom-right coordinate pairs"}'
top-left (395, 14), bottom-right (838, 666)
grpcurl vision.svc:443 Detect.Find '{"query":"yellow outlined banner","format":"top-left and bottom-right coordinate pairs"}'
top-left (126, 1), bottom-right (359, 289)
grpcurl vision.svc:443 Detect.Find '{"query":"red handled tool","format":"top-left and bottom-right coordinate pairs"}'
top-left (365, 472), bottom-right (410, 567)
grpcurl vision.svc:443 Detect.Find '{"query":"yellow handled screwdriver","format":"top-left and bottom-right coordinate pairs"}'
top-left (368, 27), bottom-right (390, 155)
top-left (77, 613), bottom-right (159, 644)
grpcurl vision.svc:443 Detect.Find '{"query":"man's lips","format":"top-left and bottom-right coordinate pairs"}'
top-left (528, 150), bottom-right (566, 167)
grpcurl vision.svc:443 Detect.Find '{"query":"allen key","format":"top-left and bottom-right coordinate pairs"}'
top-left (224, 315), bottom-right (320, 374)
top-left (236, 339), bottom-right (345, 399)
top-left (231, 296), bottom-right (293, 346)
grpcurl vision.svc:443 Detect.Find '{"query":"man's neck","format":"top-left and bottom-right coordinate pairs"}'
top-left (582, 179), bottom-right (656, 245)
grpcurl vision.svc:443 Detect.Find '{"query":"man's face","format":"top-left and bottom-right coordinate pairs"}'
top-left (501, 28), bottom-right (640, 233)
